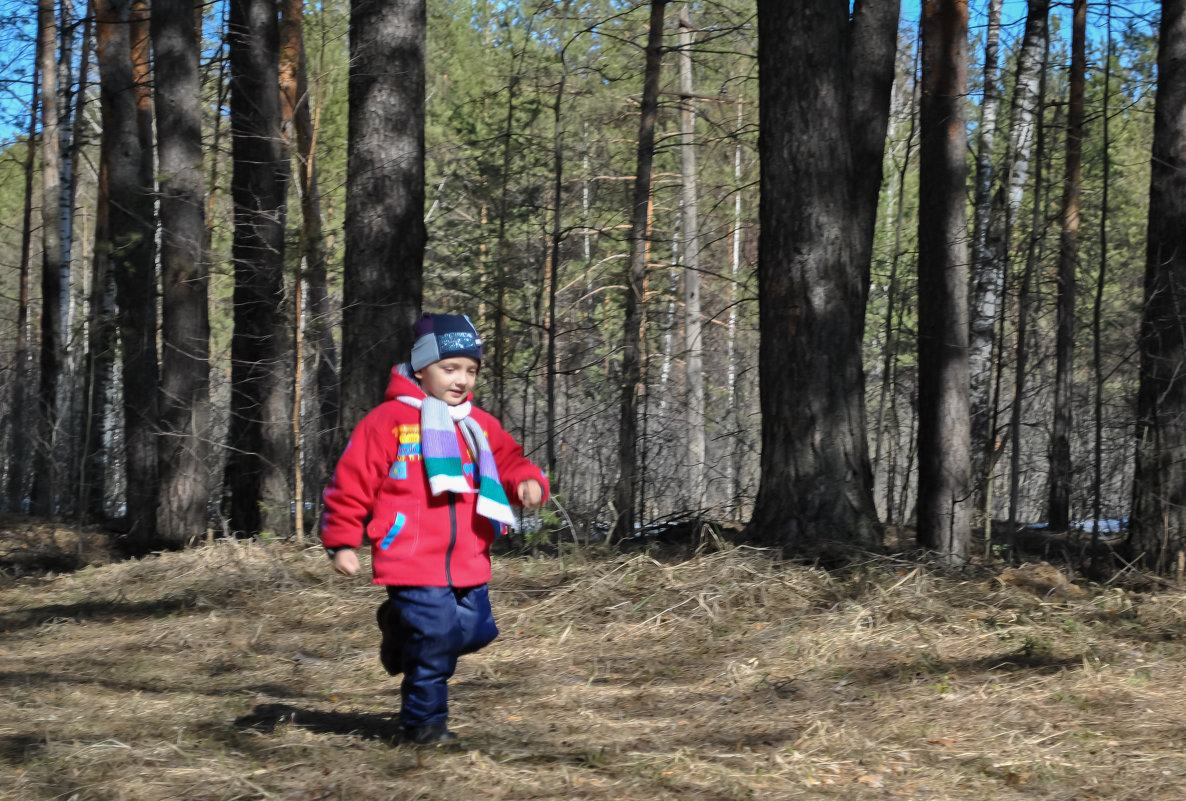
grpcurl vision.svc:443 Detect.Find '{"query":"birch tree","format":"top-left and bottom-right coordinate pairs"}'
top-left (678, 8), bottom-right (705, 512)
top-left (969, 0), bottom-right (1050, 511)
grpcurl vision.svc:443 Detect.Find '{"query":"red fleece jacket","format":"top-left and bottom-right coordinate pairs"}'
top-left (320, 365), bottom-right (549, 587)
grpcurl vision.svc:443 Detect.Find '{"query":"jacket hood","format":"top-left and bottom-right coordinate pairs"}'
top-left (386, 363), bottom-right (426, 402)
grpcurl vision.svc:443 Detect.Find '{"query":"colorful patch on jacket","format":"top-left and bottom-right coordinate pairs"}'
top-left (389, 460), bottom-right (407, 480)
top-left (380, 513), bottom-right (406, 550)
top-left (396, 424), bottom-right (422, 461)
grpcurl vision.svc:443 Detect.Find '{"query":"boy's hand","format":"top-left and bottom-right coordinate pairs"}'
top-left (332, 548), bottom-right (360, 576)
top-left (517, 479), bottom-right (543, 509)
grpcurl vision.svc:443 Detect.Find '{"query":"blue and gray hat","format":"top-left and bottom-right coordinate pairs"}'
top-left (410, 313), bottom-right (483, 371)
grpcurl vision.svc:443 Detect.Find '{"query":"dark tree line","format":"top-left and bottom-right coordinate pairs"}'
top-left (1, 0), bottom-right (1184, 575)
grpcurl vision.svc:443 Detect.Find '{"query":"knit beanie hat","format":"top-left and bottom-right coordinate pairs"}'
top-left (410, 313), bottom-right (483, 371)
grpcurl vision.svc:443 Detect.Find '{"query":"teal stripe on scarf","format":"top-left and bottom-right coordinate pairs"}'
top-left (396, 364), bottom-right (517, 529)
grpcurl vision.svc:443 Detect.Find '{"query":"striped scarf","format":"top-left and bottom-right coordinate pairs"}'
top-left (397, 387), bottom-right (517, 530)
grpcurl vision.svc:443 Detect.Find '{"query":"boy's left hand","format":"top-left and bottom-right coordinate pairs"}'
top-left (517, 479), bottom-right (543, 509)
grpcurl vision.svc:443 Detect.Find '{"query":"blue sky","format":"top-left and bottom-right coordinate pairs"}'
top-left (0, 0), bottom-right (1161, 148)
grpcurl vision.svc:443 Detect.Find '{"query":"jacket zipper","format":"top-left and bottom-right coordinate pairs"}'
top-left (445, 492), bottom-right (457, 587)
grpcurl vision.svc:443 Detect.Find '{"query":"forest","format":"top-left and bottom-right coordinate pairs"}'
top-left (0, 0), bottom-right (1183, 574)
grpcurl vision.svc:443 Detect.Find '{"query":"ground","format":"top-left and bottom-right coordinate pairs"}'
top-left (2, 526), bottom-right (1186, 800)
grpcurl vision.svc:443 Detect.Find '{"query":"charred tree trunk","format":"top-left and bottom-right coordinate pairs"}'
top-left (743, 0), bottom-right (895, 555)
top-left (32, 0), bottom-right (64, 518)
top-left (96, 0), bottom-right (160, 543)
top-left (1130, 0), bottom-right (1186, 572)
top-left (340, 0), bottom-right (425, 436)
top-left (225, 0), bottom-right (293, 537)
top-left (916, 0), bottom-right (972, 562)
top-left (154, 0), bottom-right (212, 546)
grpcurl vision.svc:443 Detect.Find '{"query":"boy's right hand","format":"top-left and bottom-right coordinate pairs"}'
top-left (332, 548), bottom-right (360, 576)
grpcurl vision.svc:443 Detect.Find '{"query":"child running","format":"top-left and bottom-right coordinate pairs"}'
top-left (320, 312), bottom-right (548, 745)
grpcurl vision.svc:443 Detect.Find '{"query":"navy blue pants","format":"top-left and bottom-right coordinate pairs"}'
top-left (384, 584), bottom-right (499, 728)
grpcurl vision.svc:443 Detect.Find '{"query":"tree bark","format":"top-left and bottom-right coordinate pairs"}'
top-left (32, 0), bottom-right (63, 518)
top-left (1048, 0), bottom-right (1086, 531)
top-left (613, 0), bottom-right (666, 539)
top-left (279, 0), bottom-right (337, 522)
top-left (916, 0), bottom-right (972, 562)
top-left (967, 0), bottom-right (1003, 506)
top-left (96, 0), bottom-right (160, 543)
top-left (340, 0), bottom-right (425, 437)
top-left (5, 46), bottom-right (39, 512)
top-left (80, 156), bottom-right (116, 521)
top-left (678, 9), bottom-right (706, 513)
top-left (1091, 6), bottom-right (1114, 558)
top-left (225, 0), bottom-right (293, 537)
top-left (970, 0), bottom-right (1049, 511)
top-left (154, 0), bottom-right (212, 547)
top-left (1130, 0), bottom-right (1186, 572)
top-left (743, 0), bottom-right (894, 556)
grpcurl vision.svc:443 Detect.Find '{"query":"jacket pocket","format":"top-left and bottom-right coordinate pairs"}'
top-left (369, 502), bottom-right (419, 554)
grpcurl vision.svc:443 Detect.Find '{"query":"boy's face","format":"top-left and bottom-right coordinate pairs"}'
top-left (415, 356), bottom-right (480, 406)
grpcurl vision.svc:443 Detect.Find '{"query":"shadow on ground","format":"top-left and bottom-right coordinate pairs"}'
top-left (234, 703), bottom-right (403, 742)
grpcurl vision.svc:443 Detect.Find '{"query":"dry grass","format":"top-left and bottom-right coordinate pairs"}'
top-left (3, 535), bottom-right (1186, 800)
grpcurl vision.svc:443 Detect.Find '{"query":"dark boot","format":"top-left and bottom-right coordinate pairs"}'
top-left (376, 600), bottom-right (403, 676)
top-left (402, 722), bottom-right (458, 745)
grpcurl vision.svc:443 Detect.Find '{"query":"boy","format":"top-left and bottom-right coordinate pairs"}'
top-left (320, 313), bottom-right (548, 745)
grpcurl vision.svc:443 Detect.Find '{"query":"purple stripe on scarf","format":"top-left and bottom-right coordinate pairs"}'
top-left (421, 427), bottom-right (458, 452)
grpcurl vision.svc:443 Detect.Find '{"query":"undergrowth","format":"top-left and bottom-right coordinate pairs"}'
top-left (3, 538), bottom-right (1185, 800)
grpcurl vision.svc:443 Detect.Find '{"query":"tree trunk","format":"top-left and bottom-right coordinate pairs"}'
top-left (1048, 0), bottom-right (1086, 531)
top-left (546, 20), bottom-right (570, 486)
top-left (971, 0), bottom-right (1049, 511)
top-left (340, 0), bottom-right (425, 437)
top-left (32, 0), bottom-right (63, 518)
top-left (873, 55), bottom-right (918, 526)
top-left (968, 0), bottom-right (1003, 508)
top-left (726, 100), bottom-right (746, 521)
top-left (613, 0), bottom-right (666, 539)
top-left (74, 1), bottom-right (100, 520)
top-left (6, 47), bottom-right (40, 513)
top-left (1008, 59), bottom-right (1048, 557)
top-left (99, 0), bottom-right (160, 545)
top-left (678, 9), bottom-right (706, 513)
top-left (916, 0), bottom-right (972, 562)
top-left (154, 0), bottom-right (212, 547)
top-left (1130, 0), bottom-right (1186, 572)
top-left (1091, 6), bottom-right (1114, 561)
top-left (743, 0), bottom-right (894, 556)
top-left (225, 0), bottom-right (293, 537)
top-left (279, 0), bottom-right (337, 518)
top-left (80, 157), bottom-right (116, 521)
